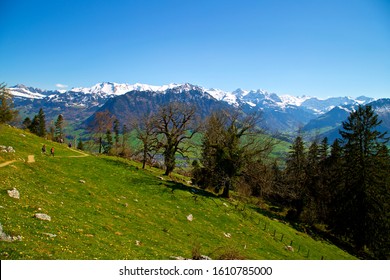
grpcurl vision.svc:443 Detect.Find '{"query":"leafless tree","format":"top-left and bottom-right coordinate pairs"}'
top-left (153, 102), bottom-right (200, 175)
top-left (88, 110), bottom-right (114, 153)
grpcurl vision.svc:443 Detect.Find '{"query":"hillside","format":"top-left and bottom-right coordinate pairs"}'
top-left (0, 125), bottom-right (356, 260)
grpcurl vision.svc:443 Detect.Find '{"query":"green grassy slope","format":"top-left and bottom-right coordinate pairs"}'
top-left (0, 125), bottom-right (355, 260)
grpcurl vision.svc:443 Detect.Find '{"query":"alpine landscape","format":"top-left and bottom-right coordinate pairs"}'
top-left (1, 0), bottom-right (389, 273)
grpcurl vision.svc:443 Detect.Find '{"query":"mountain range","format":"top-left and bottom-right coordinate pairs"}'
top-left (8, 82), bottom-right (390, 142)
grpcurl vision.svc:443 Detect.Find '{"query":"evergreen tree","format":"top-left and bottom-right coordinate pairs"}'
top-left (195, 110), bottom-right (270, 198)
top-left (302, 140), bottom-right (321, 224)
top-left (37, 108), bottom-right (46, 137)
top-left (28, 115), bottom-right (40, 135)
top-left (0, 83), bottom-right (18, 124)
top-left (22, 117), bottom-right (32, 129)
top-left (319, 137), bottom-right (329, 161)
top-left (77, 138), bottom-right (84, 150)
top-left (336, 105), bottom-right (389, 257)
top-left (113, 119), bottom-right (120, 149)
top-left (284, 135), bottom-right (307, 220)
top-left (54, 114), bottom-right (65, 142)
top-left (104, 129), bottom-right (113, 154)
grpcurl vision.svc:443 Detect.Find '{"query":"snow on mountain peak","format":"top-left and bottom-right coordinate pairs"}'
top-left (279, 94), bottom-right (312, 107)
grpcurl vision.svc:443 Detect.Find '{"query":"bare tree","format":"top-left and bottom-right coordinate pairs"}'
top-left (154, 102), bottom-right (200, 175)
top-left (88, 110), bottom-right (114, 153)
top-left (132, 113), bottom-right (160, 169)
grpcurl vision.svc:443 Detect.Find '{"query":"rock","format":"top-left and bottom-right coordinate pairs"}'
top-left (7, 188), bottom-right (20, 199)
top-left (170, 255), bottom-right (212, 260)
top-left (34, 213), bottom-right (51, 221)
top-left (171, 256), bottom-right (187, 260)
top-left (223, 232), bottom-right (231, 238)
top-left (187, 214), bottom-right (193, 222)
top-left (43, 233), bottom-right (57, 238)
top-left (0, 223), bottom-right (22, 242)
top-left (284, 245), bottom-right (294, 252)
top-left (0, 146), bottom-right (15, 153)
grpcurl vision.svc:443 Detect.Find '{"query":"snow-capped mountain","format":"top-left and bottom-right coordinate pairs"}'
top-left (9, 84), bottom-right (52, 99)
top-left (8, 82), bottom-right (384, 135)
top-left (71, 82), bottom-right (185, 97)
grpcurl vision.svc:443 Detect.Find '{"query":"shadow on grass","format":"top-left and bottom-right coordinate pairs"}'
top-left (163, 180), bottom-right (219, 199)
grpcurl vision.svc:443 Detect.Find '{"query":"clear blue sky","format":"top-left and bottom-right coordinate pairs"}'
top-left (0, 0), bottom-right (389, 98)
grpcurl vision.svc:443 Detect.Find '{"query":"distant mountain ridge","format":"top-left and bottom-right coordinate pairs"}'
top-left (8, 82), bottom-right (389, 139)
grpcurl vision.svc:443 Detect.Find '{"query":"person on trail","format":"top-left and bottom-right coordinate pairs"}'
top-left (42, 144), bottom-right (46, 154)
top-left (50, 147), bottom-right (54, 157)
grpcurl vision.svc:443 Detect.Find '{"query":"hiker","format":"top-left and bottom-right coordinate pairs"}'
top-left (41, 144), bottom-right (46, 154)
top-left (50, 147), bottom-right (54, 157)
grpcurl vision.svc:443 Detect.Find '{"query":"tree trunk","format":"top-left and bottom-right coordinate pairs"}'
top-left (220, 180), bottom-right (230, 198)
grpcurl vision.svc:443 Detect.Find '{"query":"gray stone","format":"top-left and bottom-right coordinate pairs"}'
top-left (7, 188), bottom-right (20, 199)
top-left (35, 213), bottom-right (51, 221)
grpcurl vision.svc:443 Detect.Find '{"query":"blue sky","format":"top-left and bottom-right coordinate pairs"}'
top-left (0, 0), bottom-right (389, 98)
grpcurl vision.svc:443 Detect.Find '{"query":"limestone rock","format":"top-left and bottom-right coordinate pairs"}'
top-left (7, 188), bottom-right (20, 199)
top-left (35, 213), bottom-right (51, 221)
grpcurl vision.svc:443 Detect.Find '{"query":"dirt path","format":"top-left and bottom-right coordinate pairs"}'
top-left (27, 155), bottom-right (35, 163)
top-left (0, 150), bottom-right (89, 168)
top-left (0, 160), bottom-right (16, 168)
top-left (55, 149), bottom-right (89, 158)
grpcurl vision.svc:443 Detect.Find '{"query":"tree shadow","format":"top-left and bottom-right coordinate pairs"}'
top-left (163, 180), bottom-right (219, 199)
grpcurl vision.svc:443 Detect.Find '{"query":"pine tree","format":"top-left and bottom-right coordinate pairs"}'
top-left (319, 137), bottom-right (329, 161)
top-left (77, 138), bottom-right (84, 150)
top-left (0, 83), bottom-right (18, 124)
top-left (54, 114), bottom-right (65, 142)
top-left (104, 129), bottom-right (113, 154)
top-left (28, 115), bottom-right (40, 135)
top-left (302, 140), bottom-right (321, 224)
top-left (336, 105), bottom-right (389, 257)
top-left (37, 108), bottom-right (46, 137)
top-left (22, 117), bottom-right (32, 129)
top-left (113, 119), bottom-right (120, 149)
top-left (284, 135), bottom-right (307, 220)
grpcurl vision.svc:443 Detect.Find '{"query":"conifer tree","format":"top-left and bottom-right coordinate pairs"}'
top-left (113, 119), bottom-right (120, 149)
top-left (22, 117), bottom-right (32, 129)
top-left (77, 138), bottom-right (84, 150)
top-left (37, 108), bottom-right (46, 137)
top-left (105, 129), bottom-right (113, 154)
top-left (0, 83), bottom-right (18, 124)
top-left (336, 105), bottom-right (389, 257)
top-left (284, 135), bottom-right (307, 220)
top-left (54, 114), bottom-right (65, 142)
